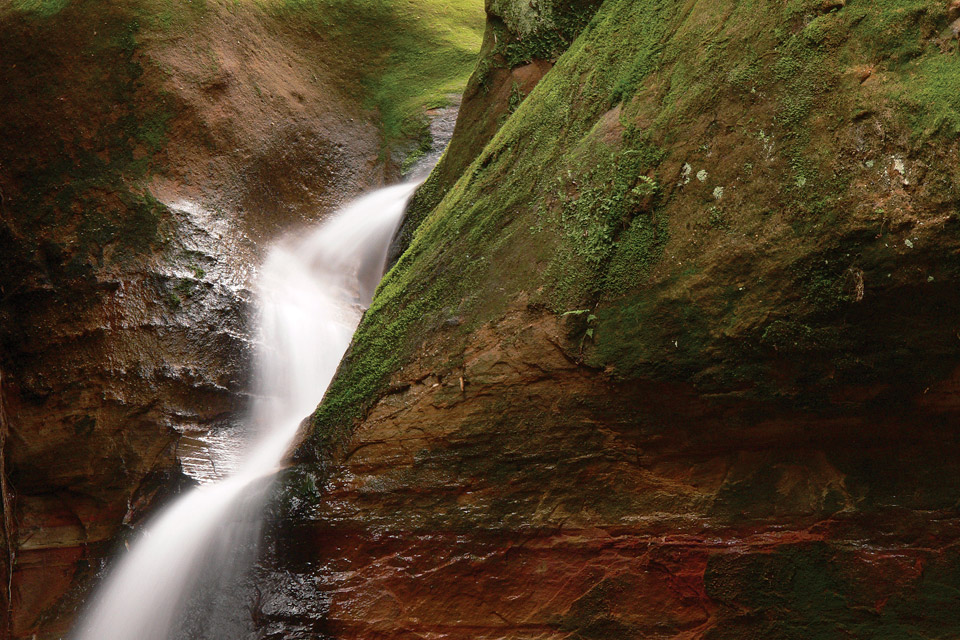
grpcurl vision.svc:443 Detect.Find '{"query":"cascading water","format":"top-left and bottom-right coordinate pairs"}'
top-left (73, 181), bottom-right (420, 640)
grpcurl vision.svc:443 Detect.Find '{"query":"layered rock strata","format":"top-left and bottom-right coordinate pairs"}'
top-left (271, 0), bottom-right (960, 638)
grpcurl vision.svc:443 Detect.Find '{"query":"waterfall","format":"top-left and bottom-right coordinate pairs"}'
top-left (73, 181), bottom-right (420, 640)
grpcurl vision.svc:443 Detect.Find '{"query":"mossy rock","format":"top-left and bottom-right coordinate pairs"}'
top-left (309, 0), bottom-right (960, 457)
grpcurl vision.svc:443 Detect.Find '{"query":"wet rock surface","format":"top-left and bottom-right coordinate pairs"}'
top-left (266, 309), bottom-right (960, 639)
top-left (406, 98), bottom-right (462, 182)
top-left (0, 2), bottom-right (385, 637)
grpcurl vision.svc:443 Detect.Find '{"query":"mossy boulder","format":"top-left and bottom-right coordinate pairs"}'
top-left (313, 0), bottom-right (960, 452)
top-left (293, 2), bottom-right (960, 637)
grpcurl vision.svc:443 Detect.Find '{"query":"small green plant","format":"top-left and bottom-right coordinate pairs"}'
top-left (400, 148), bottom-right (426, 175)
top-left (174, 279), bottom-right (195, 298)
top-left (708, 206), bottom-right (727, 228)
top-left (631, 175), bottom-right (659, 198)
top-left (562, 309), bottom-right (599, 352)
top-left (9, 0), bottom-right (69, 17)
top-left (508, 82), bottom-right (526, 114)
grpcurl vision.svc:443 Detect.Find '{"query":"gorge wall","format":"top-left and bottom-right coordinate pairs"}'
top-left (4, 0), bottom-right (960, 637)
top-left (269, 0), bottom-right (960, 638)
top-left (0, 1), bottom-right (482, 637)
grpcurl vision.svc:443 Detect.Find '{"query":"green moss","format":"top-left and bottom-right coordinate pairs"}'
top-left (507, 81), bottom-right (525, 114)
top-left (394, 0), bottom-right (613, 258)
top-left (308, 0), bottom-right (960, 454)
top-left (487, 0), bottom-right (604, 67)
top-left (306, 0), bottom-right (704, 448)
top-left (399, 127), bottom-right (433, 175)
top-left (270, 466), bottom-right (322, 521)
top-left (904, 53), bottom-right (960, 137)
top-left (792, 257), bottom-right (857, 316)
top-left (399, 148), bottom-right (426, 175)
top-left (392, 169), bottom-right (451, 256)
top-left (497, 2), bottom-right (600, 67)
top-left (845, 0), bottom-right (941, 64)
top-left (137, 0), bottom-right (209, 31)
top-left (532, 135), bottom-right (666, 307)
top-left (607, 1), bottom-right (669, 106)
top-left (8, 0), bottom-right (70, 17)
top-left (705, 544), bottom-right (960, 639)
top-left (760, 320), bottom-right (818, 352)
top-left (839, 0), bottom-right (957, 139)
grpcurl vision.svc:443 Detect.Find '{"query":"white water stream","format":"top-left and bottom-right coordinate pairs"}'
top-left (73, 182), bottom-right (419, 640)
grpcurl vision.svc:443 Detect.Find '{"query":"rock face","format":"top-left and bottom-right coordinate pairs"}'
top-left (1, 0), bottom-right (486, 633)
top-left (274, 310), bottom-right (960, 638)
top-left (391, 0), bottom-right (604, 260)
top-left (268, 0), bottom-right (960, 638)
top-left (0, 2), bottom-right (386, 637)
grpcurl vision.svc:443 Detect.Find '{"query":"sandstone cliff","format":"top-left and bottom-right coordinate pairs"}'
top-left (276, 0), bottom-right (960, 638)
top-left (0, 1), bottom-right (482, 637)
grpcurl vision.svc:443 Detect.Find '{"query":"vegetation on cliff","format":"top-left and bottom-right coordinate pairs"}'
top-left (311, 0), bottom-right (960, 446)
top-left (290, 2), bottom-right (960, 637)
top-left (263, 0), bottom-right (483, 152)
top-left (0, 3), bottom-right (174, 282)
top-left (393, 0), bottom-right (605, 256)
top-left (0, 0), bottom-right (484, 283)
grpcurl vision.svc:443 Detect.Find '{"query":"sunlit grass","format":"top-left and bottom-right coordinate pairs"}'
top-left (6, 0), bottom-right (70, 17)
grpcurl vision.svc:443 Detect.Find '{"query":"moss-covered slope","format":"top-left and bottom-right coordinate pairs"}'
top-left (262, 0), bottom-right (484, 153)
top-left (392, 0), bottom-right (604, 257)
top-left (312, 0), bottom-right (960, 449)
top-left (284, 2), bottom-right (960, 637)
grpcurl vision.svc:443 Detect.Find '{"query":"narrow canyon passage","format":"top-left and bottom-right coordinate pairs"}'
top-left (72, 183), bottom-right (419, 640)
top-left (5, 0), bottom-right (960, 638)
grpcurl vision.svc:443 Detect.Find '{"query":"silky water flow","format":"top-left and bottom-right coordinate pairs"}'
top-left (73, 182), bottom-right (420, 640)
